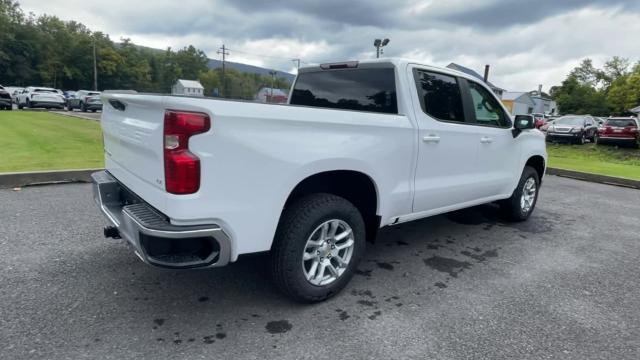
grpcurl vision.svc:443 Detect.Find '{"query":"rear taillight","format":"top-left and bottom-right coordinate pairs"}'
top-left (163, 110), bottom-right (210, 194)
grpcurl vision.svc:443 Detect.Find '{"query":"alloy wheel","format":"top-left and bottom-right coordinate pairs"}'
top-left (520, 177), bottom-right (537, 214)
top-left (302, 219), bottom-right (355, 286)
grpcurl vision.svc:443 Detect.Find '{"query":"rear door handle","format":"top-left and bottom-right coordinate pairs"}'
top-left (422, 135), bottom-right (441, 143)
top-left (480, 136), bottom-right (493, 144)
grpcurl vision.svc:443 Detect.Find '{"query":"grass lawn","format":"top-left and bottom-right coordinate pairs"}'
top-left (0, 111), bottom-right (104, 172)
top-left (547, 142), bottom-right (640, 180)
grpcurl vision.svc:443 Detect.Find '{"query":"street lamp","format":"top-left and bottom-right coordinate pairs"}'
top-left (374, 38), bottom-right (390, 58)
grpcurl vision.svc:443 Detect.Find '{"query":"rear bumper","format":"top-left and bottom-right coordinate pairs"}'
top-left (85, 103), bottom-right (103, 110)
top-left (31, 101), bottom-right (64, 108)
top-left (597, 136), bottom-right (637, 142)
top-left (92, 170), bottom-right (231, 269)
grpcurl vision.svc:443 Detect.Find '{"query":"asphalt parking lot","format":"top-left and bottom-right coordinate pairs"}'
top-left (1, 176), bottom-right (639, 359)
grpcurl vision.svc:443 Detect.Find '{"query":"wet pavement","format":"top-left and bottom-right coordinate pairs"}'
top-left (1, 176), bottom-right (639, 359)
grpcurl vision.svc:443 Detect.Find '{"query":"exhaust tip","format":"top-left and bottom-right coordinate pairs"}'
top-left (104, 226), bottom-right (121, 239)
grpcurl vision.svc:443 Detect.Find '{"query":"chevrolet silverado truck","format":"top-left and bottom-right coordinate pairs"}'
top-left (92, 58), bottom-right (546, 302)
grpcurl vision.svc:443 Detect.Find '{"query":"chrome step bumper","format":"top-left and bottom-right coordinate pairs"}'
top-left (92, 170), bottom-right (231, 269)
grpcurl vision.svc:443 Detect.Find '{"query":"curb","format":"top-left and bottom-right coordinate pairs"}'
top-left (50, 110), bottom-right (101, 121)
top-left (546, 167), bottom-right (640, 190)
top-left (0, 169), bottom-right (102, 189)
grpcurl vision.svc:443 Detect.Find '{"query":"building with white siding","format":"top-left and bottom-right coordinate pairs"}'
top-left (171, 79), bottom-right (204, 97)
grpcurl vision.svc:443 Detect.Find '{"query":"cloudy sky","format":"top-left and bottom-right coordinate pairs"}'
top-left (19, 0), bottom-right (640, 91)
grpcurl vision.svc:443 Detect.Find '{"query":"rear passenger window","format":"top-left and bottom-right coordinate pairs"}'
top-left (414, 70), bottom-right (465, 123)
top-left (467, 81), bottom-right (510, 128)
top-left (290, 68), bottom-right (398, 114)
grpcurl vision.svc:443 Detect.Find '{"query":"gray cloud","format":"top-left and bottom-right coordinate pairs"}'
top-left (436, 0), bottom-right (640, 29)
top-left (17, 0), bottom-right (640, 90)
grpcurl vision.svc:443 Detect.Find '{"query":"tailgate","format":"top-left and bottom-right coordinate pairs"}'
top-left (100, 94), bottom-right (166, 191)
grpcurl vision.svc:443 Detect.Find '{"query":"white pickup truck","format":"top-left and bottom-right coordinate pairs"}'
top-left (93, 58), bottom-right (546, 302)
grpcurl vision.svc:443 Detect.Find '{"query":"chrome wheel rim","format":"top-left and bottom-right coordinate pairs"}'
top-left (520, 177), bottom-right (537, 213)
top-left (302, 219), bottom-right (355, 286)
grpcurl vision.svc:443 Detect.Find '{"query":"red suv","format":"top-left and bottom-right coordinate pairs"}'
top-left (595, 117), bottom-right (639, 148)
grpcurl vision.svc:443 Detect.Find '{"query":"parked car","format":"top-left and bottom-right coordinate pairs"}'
top-left (539, 119), bottom-right (555, 133)
top-left (0, 85), bottom-right (13, 110)
top-left (545, 115), bottom-right (599, 144)
top-left (595, 117), bottom-right (639, 148)
top-left (67, 90), bottom-right (102, 112)
top-left (62, 90), bottom-right (77, 106)
top-left (92, 58), bottom-right (547, 302)
top-left (532, 113), bottom-right (550, 128)
top-left (3, 86), bottom-right (24, 103)
top-left (16, 87), bottom-right (65, 109)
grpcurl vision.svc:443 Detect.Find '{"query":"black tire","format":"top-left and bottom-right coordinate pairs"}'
top-left (67, 104), bottom-right (73, 111)
top-left (500, 166), bottom-right (540, 222)
top-left (269, 193), bottom-right (366, 303)
top-left (17, 102), bottom-right (23, 110)
top-left (575, 133), bottom-right (585, 145)
top-left (81, 102), bottom-right (87, 112)
top-left (26, 99), bottom-right (31, 109)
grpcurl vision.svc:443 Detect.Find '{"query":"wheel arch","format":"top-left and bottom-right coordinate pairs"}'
top-left (525, 155), bottom-right (545, 183)
top-left (281, 170), bottom-right (381, 243)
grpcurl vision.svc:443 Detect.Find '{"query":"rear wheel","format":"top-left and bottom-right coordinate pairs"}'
top-left (269, 193), bottom-right (365, 303)
top-left (500, 166), bottom-right (540, 222)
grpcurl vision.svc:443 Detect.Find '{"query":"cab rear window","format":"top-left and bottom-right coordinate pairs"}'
top-left (290, 68), bottom-right (398, 114)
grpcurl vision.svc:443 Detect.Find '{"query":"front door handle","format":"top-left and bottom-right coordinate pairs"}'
top-left (423, 134), bottom-right (441, 143)
top-left (480, 136), bottom-right (493, 144)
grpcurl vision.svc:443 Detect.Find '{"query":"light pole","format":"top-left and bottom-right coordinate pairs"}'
top-left (374, 38), bottom-right (390, 58)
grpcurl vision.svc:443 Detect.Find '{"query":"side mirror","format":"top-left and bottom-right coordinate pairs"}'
top-left (512, 115), bottom-right (535, 138)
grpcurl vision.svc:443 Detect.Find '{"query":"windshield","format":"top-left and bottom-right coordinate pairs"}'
top-left (34, 89), bottom-right (58, 93)
top-left (606, 119), bottom-right (637, 127)
top-left (87, 92), bottom-right (100, 96)
top-left (554, 116), bottom-right (584, 126)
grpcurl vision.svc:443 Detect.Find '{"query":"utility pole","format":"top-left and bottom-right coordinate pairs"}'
top-left (93, 38), bottom-right (98, 91)
top-left (217, 44), bottom-right (229, 97)
top-left (269, 70), bottom-right (277, 103)
top-left (483, 65), bottom-right (490, 83)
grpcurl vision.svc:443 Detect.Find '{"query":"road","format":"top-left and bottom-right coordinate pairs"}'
top-left (1, 176), bottom-right (639, 359)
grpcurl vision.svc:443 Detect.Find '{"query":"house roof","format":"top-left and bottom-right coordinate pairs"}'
top-left (446, 63), bottom-right (505, 91)
top-left (502, 91), bottom-right (536, 106)
top-left (175, 79), bottom-right (204, 89)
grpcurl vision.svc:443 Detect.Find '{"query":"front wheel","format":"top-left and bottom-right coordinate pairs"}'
top-left (269, 193), bottom-right (365, 303)
top-left (500, 166), bottom-right (540, 222)
top-left (575, 133), bottom-right (586, 145)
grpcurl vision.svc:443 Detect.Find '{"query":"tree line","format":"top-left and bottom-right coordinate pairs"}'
top-left (0, 0), bottom-right (290, 99)
top-left (551, 57), bottom-right (640, 116)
